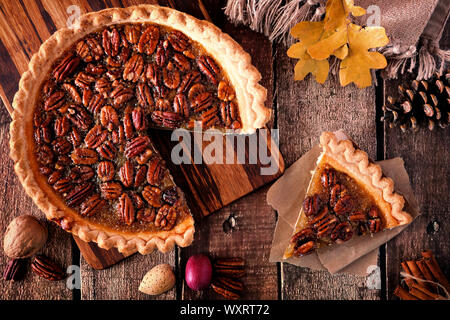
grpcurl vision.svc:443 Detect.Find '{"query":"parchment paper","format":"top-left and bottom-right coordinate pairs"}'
top-left (267, 132), bottom-right (420, 275)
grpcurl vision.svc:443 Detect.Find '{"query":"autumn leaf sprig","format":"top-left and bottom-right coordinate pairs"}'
top-left (287, 0), bottom-right (389, 88)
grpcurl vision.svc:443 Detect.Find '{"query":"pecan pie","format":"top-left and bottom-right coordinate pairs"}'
top-left (283, 132), bottom-right (413, 258)
top-left (9, 5), bottom-right (270, 255)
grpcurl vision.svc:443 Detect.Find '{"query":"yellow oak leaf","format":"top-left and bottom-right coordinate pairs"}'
top-left (325, 0), bottom-right (366, 30)
top-left (333, 44), bottom-right (349, 60)
top-left (307, 21), bottom-right (348, 60)
top-left (339, 24), bottom-right (389, 88)
top-left (288, 21), bottom-right (330, 83)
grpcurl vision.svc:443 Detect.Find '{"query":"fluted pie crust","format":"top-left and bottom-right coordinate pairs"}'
top-left (283, 132), bottom-right (413, 259)
top-left (9, 5), bottom-right (269, 255)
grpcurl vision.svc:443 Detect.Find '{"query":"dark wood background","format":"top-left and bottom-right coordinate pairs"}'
top-left (0, 0), bottom-right (448, 300)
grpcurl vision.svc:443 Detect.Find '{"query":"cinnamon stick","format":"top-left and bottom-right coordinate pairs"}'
top-left (406, 260), bottom-right (432, 291)
top-left (401, 261), bottom-right (416, 288)
top-left (416, 259), bottom-right (439, 292)
top-left (411, 283), bottom-right (444, 300)
top-left (421, 250), bottom-right (450, 292)
top-left (394, 285), bottom-right (419, 300)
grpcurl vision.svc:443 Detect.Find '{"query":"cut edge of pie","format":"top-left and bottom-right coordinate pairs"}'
top-left (283, 131), bottom-right (413, 259)
top-left (8, 5), bottom-right (270, 255)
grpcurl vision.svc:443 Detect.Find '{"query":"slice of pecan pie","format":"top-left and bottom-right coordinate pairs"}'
top-left (283, 132), bottom-right (413, 259)
top-left (9, 5), bottom-right (270, 255)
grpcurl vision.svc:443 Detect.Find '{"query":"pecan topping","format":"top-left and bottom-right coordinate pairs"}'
top-left (75, 72), bottom-right (96, 89)
top-left (147, 157), bottom-right (165, 186)
top-left (96, 140), bottom-right (117, 160)
top-left (197, 55), bottom-right (220, 85)
top-left (201, 107), bottom-right (220, 128)
top-left (35, 145), bottom-right (54, 166)
top-left (54, 178), bottom-right (73, 194)
top-left (97, 161), bottom-right (115, 181)
top-left (142, 185), bottom-right (162, 208)
top-left (172, 52), bottom-right (191, 72)
top-left (168, 31), bottom-right (190, 52)
top-left (69, 128), bottom-right (82, 147)
top-left (48, 170), bottom-right (63, 185)
top-left (178, 70), bottom-right (201, 94)
top-left (70, 166), bottom-right (95, 184)
top-left (102, 28), bottom-right (120, 56)
top-left (51, 137), bottom-right (72, 155)
top-left (94, 78), bottom-right (112, 97)
top-left (53, 54), bottom-right (80, 81)
top-left (124, 25), bottom-right (141, 44)
top-left (138, 26), bottom-right (159, 55)
top-left (62, 83), bottom-right (82, 104)
top-left (136, 82), bottom-right (155, 109)
top-left (173, 93), bottom-right (189, 118)
top-left (100, 182), bottom-right (122, 200)
top-left (132, 107), bottom-right (147, 131)
top-left (81, 194), bottom-right (106, 217)
top-left (191, 92), bottom-right (213, 113)
top-left (67, 105), bottom-right (92, 131)
top-left (155, 204), bottom-right (177, 230)
top-left (125, 136), bottom-right (151, 158)
top-left (303, 194), bottom-right (322, 217)
top-left (65, 183), bottom-right (94, 206)
top-left (54, 116), bottom-right (70, 137)
top-left (217, 81), bottom-right (235, 101)
top-left (329, 183), bottom-right (348, 207)
top-left (367, 206), bottom-right (382, 233)
top-left (136, 207), bottom-right (157, 223)
top-left (134, 165), bottom-right (148, 187)
top-left (220, 101), bottom-right (239, 128)
top-left (44, 91), bottom-right (65, 111)
top-left (309, 207), bottom-right (338, 238)
top-left (348, 211), bottom-right (367, 222)
top-left (162, 187), bottom-right (180, 206)
top-left (123, 112), bottom-right (134, 139)
top-left (151, 111), bottom-right (183, 128)
top-left (290, 227), bottom-right (317, 256)
top-left (118, 193), bottom-right (135, 225)
top-left (123, 54), bottom-right (144, 82)
top-left (163, 62), bottom-right (181, 89)
top-left (333, 194), bottom-right (353, 216)
top-left (119, 160), bottom-right (134, 188)
top-left (155, 40), bottom-right (169, 67)
top-left (31, 255), bottom-right (66, 281)
top-left (85, 125), bottom-right (108, 148)
top-left (100, 105), bottom-right (119, 129)
top-left (330, 222), bottom-right (353, 242)
top-left (110, 84), bottom-right (134, 106)
top-left (321, 168), bottom-right (338, 190)
top-left (71, 148), bottom-right (98, 165)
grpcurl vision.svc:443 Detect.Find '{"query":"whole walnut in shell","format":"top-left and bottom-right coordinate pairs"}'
top-left (3, 215), bottom-right (48, 259)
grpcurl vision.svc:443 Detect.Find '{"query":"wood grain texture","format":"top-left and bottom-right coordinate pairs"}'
top-left (275, 43), bottom-right (380, 300)
top-left (383, 75), bottom-right (450, 299)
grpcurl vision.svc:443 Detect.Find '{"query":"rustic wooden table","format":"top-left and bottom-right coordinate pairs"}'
top-left (0, 0), bottom-right (448, 300)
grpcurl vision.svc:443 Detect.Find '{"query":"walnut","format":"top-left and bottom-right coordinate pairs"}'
top-left (3, 215), bottom-right (48, 259)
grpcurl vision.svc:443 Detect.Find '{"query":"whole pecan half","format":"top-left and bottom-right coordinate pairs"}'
top-left (134, 165), bottom-right (148, 187)
top-left (35, 145), bottom-right (54, 166)
top-left (118, 193), bottom-right (135, 225)
top-left (3, 259), bottom-right (27, 281)
top-left (136, 207), bottom-right (157, 223)
top-left (163, 62), bottom-right (181, 89)
top-left (155, 40), bottom-right (169, 67)
top-left (65, 183), bottom-right (94, 206)
top-left (155, 204), bottom-right (177, 230)
top-left (110, 84), bottom-right (134, 106)
top-left (367, 206), bottom-right (382, 233)
top-left (102, 28), bottom-right (120, 57)
top-left (125, 136), bottom-right (151, 158)
top-left (303, 194), bottom-right (322, 217)
top-left (172, 52), bottom-right (191, 72)
top-left (67, 105), bottom-right (92, 131)
top-left (168, 31), bottom-right (190, 52)
top-left (211, 277), bottom-right (243, 300)
top-left (147, 157), bottom-right (165, 186)
top-left (100, 182), bottom-right (122, 200)
top-left (136, 82), bottom-right (155, 109)
top-left (62, 83), bottom-right (82, 104)
top-left (290, 227), bottom-right (317, 256)
top-left (75, 72), bottom-right (96, 90)
top-left (330, 222), bottom-right (353, 242)
top-left (53, 53), bottom-right (80, 82)
top-left (201, 107), bottom-right (220, 128)
top-left (124, 25), bottom-right (141, 44)
top-left (119, 160), bottom-right (135, 188)
top-left (100, 105), bottom-right (119, 129)
top-left (309, 207), bottom-right (338, 238)
top-left (132, 107), bottom-right (147, 131)
top-left (53, 178), bottom-right (74, 194)
top-left (54, 116), bottom-right (70, 137)
top-left (138, 26), bottom-right (159, 55)
top-left (97, 161), bottom-right (115, 182)
top-left (217, 81), bottom-right (235, 102)
top-left (178, 70), bottom-right (201, 94)
top-left (329, 183), bottom-right (348, 207)
top-left (70, 165), bottom-right (95, 184)
top-left (220, 101), bottom-right (239, 128)
top-left (333, 194), bottom-right (353, 216)
top-left (71, 148), bottom-right (98, 165)
top-left (197, 55), bottom-right (220, 85)
top-left (96, 140), bottom-right (117, 160)
top-left (321, 168), bottom-right (338, 190)
top-left (213, 257), bottom-right (245, 278)
top-left (151, 111), bottom-right (183, 129)
top-left (142, 185), bottom-right (162, 208)
top-left (348, 211), bottom-right (367, 222)
top-left (44, 91), bottom-right (65, 111)
top-left (162, 187), bottom-right (179, 206)
top-left (85, 125), bottom-right (108, 148)
top-left (123, 54), bottom-right (144, 82)
top-left (173, 93), bottom-right (189, 118)
top-left (81, 194), bottom-right (106, 217)
top-left (31, 255), bottom-right (66, 281)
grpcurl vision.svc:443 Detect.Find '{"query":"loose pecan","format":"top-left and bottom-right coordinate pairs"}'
top-left (123, 54), bottom-right (144, 82)
top-left (62, 83), bottom-right (82, 104)
top-left (125, 136), bottom-right (151, 158)
top-left (163, 62), bottom-right (181, 89)
top-left (102, 28), bottom-right (120, 56)
top-left (142, 185), bottom-right (162, 208)
top-left (100, 182), bottom-right (122, 200)
top-left (168, 31), bottom-right (190, 52)
top-left (31, 255), bottom-right (66, 281)
top-left (52, 137), bottom-right (72, 155)
top-left (65, 183), bottom-right (94, 206)
top-left (71, 148), bottom-right (98, 165)
top-left (100, 105), bottom-right (119, 130)
top-left (44, 91), bottom-right (65, 111)
top-left (213, 257), bottom-right (245, 278)
top-left (132, 107), bottom-right (147, 131)
top-left (119, 160), bottom-right (134, 188)
top-left (173, 93), bottom-right (189, 118)
top-left (147, 157), bottom-right (165, 186)
top-left (211, 277), bottom-right (243, 300)
top-left (81, 194), bottom-right (106, 217)
top-left (155, 204), bottom-right (177, 230)
top-left (303, 194), bottom-right (322, 217)
top-left (138, 26), bottom-right (159, 55)
top-left (330, 222), bottom-right (353, 242)
top-left (97, 161), bottom-right (115, 181)
top-left (217, 81), bottom-right (235, 101)
top-left (54, 116), bottom-right (70, 137)
top-left (110, 84), bottom-right (134, 106)
top-left (85, 125), bottom-right (108, 148)
top-left (201, 107), bottom-right (220, 128)
top-left (178, 71), bottom-right (201, 94)
top-left (3, 259), bottom-right (27, 281)
top-left (53, 54), bottom-right (80, 81)
top-left (197, 55), bottom-right (219, 85)
top-left (67, 105), bottom-right (92, 131)
top-left (118, 193), bottom-right (135, 225)
top-left (96, 140), bottom-right (117, 160)
top-left (321, 168), bottom-right (338, 190)
top-left (136, 82), bottom-right (155, 109)
top-left (70, 165), bottom-right (95, 184)
top-left (136, 207), bottom-right (157, 223)
top-left (290, 227), bottom-right (317, 256)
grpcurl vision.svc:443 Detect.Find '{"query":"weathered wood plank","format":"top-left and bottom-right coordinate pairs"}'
top-left (275, 42), bottom-right (380, 300)
top-left (383, 75), bottom-right (450, 299)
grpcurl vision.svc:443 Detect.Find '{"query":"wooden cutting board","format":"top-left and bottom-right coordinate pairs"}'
top-left (0, 0), bottom-right (284, 269)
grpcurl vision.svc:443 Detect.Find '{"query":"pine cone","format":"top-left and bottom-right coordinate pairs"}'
top-left (381, 71), bottom-right (449, 132)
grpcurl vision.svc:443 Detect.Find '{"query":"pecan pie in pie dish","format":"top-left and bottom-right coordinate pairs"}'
top-left (9, 5), bottom-right (270, 255)
top-left (283, 132), bottom-right (413, 259)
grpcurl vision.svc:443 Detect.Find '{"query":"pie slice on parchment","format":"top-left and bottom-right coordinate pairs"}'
top-left (283, 132), bottom-right (413, 259)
